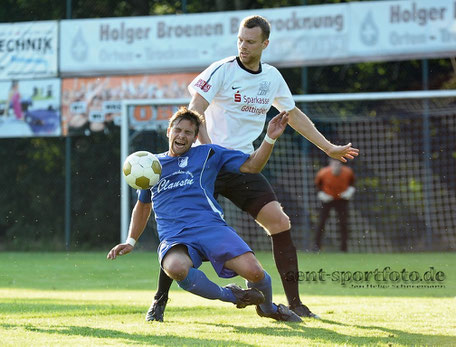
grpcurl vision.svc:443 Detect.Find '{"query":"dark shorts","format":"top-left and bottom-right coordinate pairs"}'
top-left (158, 225), bottom-right (253, 278)
top-left (214, 171), bottom-right (277, 219)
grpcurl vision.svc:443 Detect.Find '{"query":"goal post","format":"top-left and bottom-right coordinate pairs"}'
top-left (120, 90), bottom-right (456, 251)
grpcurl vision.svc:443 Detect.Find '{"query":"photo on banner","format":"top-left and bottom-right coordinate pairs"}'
top-left (61, 73), bottom-right (196, 136)
top-left (0, 79), bottom-right (61, 138)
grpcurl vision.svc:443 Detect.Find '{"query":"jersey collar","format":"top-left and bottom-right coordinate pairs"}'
top-left (236, 57), bottom-right (262, 74)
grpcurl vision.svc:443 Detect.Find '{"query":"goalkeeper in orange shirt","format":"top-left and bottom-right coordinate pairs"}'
top-left (314, 159), bottom-right (355, 252)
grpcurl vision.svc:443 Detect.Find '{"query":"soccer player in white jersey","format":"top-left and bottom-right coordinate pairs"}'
top-left (108, 107), bottom-right (303, 322)
top-left (148, 15), bottom-right (359, 322)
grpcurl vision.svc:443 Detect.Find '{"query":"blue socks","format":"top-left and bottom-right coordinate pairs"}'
top-left (247, 271), bottom-right (277, 314)
top-left (177, 267), bottom-right (236, 303)
top-left (177, 267), bottom-right (278, 314)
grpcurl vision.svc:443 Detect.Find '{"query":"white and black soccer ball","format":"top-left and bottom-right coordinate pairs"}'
top-left (122, 151), bottom-right (162, 190)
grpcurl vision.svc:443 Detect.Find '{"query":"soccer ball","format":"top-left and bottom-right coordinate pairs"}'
top-left (122, 151), bottom-right (162, 190)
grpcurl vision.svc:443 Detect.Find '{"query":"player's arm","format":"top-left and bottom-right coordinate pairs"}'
top-left (288, 107), bottom-right (359, 163)
top-left (240, 111), bottom-right (288, 173)
top-left (107, 200), bottom-right (152, 259)
top-left (188, 92), bottom-right (212, 144)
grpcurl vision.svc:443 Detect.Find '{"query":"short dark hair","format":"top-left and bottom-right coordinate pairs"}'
top-left (241, 15), bottom-right (271, 40)
top-left (168, 107), bottom-right (204, 137)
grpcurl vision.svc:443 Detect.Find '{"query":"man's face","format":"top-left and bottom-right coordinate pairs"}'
top-left (237, 26), bottom-right (268, 68)
top-left (167, 118), bottom-right (198, 157)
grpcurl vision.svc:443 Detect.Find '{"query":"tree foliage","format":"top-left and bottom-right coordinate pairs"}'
top-left (0, 138), bottom-right (65, 250)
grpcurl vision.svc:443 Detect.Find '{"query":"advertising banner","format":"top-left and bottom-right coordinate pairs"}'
top-left (349, 0), bottom-right (456, 61)
top-left (0, 21), bottom-right (58, 80)
top-left (59, 0), bottom-right (456, 74)
top-left (0, 78), bottom-right (61, 138)
top-left (59, 4), bottom-right (349, 75)
top-left (61, 73), bottom-right (196, 136)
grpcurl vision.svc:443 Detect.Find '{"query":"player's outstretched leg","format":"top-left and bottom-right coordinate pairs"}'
top-left (271, 230), bottom-right (320, 319)
top-left (177, 267), bottom-right (264, 307)
top-left (146, 268), bottom-right (173, 322)
top-left (247, 270), bottom-right (302, 322)
top-left (256, 201), bottom-right (319, 318)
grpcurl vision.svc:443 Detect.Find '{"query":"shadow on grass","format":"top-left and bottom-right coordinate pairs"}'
top-left (2, 299), bottom-right (455, 345)
top-left (0, 298), bottom-right (143, 317)
top-left (316, 318), bottom-right (456, 344)
top-left (200, 319), bottom-right (455, 345)
top-left (0, 323), bottom-right (254, 346)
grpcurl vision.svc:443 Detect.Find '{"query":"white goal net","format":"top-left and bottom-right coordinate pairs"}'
top-left (121, 90), bottom-right (456, 252)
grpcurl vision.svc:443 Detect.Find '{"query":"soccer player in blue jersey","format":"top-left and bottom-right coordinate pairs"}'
top-left (107, 107), bottom-right (302, 322)
top-left (149, 14), bottom-right (359, 322)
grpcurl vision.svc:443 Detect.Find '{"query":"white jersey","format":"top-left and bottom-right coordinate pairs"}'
top-left (189, 56), bottom-right (295, 154)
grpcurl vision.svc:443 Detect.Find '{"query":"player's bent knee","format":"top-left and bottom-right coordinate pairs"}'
top-left (163, 263), bottom-right (189, 281)
top-left (244, 262), bottom-right (265, 283)
top-left (265, 214), bottom-right (291, 235)
top-left (256, 203), bottom-right (291, 234)
top-left (162, 256), bottom-right (191, 281)
top-left (278, 214), bottom-right (291, 230)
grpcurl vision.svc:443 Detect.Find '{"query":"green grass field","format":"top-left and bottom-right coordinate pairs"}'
top-left (0, 251), bottom-right (455, 346)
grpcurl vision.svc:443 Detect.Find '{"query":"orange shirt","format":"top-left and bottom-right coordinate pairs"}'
top-left (315, 166), bottom-right (355, 199)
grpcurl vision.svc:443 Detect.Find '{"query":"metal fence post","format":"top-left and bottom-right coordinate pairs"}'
top-left (422, 59), bottom-right (433, 250)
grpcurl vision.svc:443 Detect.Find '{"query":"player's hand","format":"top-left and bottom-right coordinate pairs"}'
top-left (267, 111), bottom-right (289, 140)
top-left (107, 243), bottom-right (133, 260)
top-left (326, 143), bottom-right (359, 163)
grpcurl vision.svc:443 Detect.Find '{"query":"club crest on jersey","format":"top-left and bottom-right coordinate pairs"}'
top-left (257, 81), bottom-right (271, 96)
top-left (195, 78), bottom-right (211, 92)
top-left (178, 156), bottom-right (189, 168)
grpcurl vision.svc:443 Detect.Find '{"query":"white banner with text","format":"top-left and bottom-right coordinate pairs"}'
top-left (59, 0), bottom-right (456, 75)
top-left (0, 21), bottom-right (58, 80)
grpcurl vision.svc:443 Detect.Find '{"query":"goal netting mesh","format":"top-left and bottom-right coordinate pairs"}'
top-left (123, 93), bottom-right (456, 252)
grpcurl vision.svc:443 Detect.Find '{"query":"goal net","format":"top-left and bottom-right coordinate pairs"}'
top-left (121, 90), bottom-right (456, 252)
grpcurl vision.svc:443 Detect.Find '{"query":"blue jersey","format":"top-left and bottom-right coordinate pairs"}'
top-left (138, 144), bottom-right (250, 241)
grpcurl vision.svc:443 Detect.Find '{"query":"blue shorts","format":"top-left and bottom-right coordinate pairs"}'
top-left (158, 225), bottom-right (252, 278)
